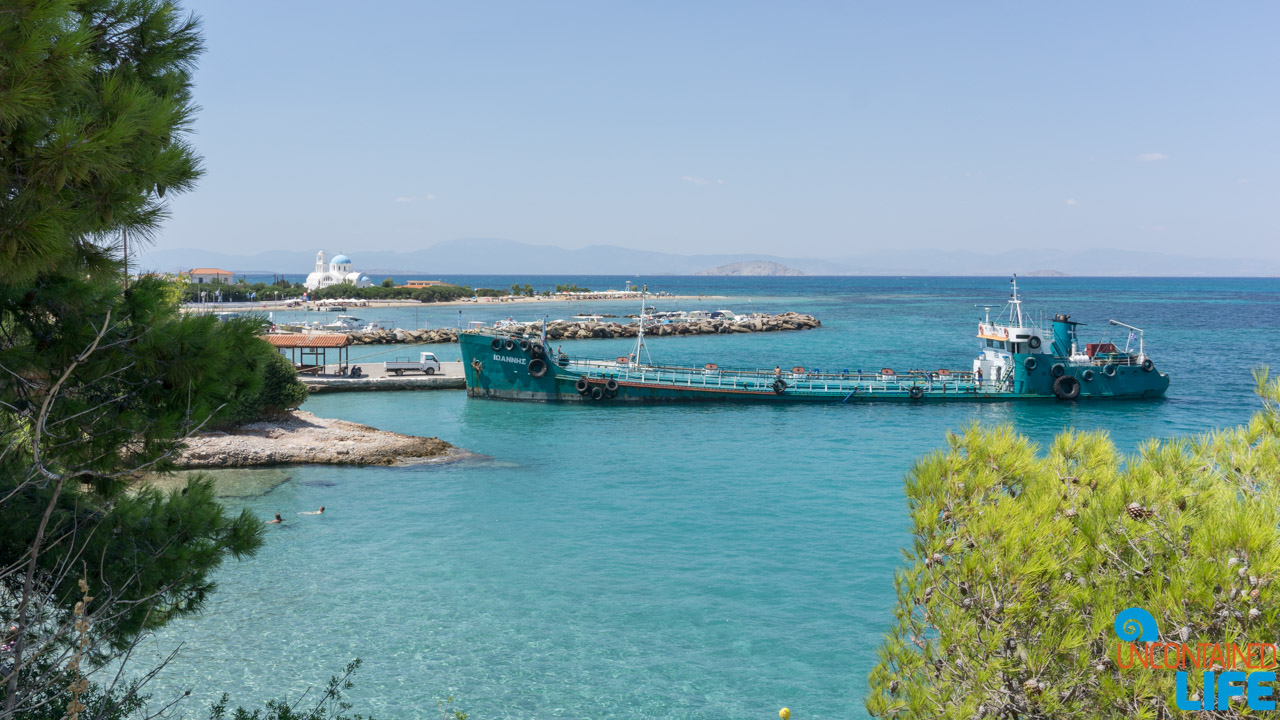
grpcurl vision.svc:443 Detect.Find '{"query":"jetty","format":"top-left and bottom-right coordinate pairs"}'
top-left (302, 361), bottom-right (467, 393)
top-left (338, 312), bottom-right (821, 346)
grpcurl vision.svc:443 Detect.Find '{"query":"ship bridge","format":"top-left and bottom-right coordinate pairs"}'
top-left (976, 276), bottom-right (1047, 353)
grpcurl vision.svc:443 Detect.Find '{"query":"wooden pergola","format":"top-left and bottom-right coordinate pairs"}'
top-left (261, 333), bottom-right (350, 375)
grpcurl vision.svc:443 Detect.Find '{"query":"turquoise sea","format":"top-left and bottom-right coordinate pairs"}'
top-left (138, 277), bottom-right (1280, 718)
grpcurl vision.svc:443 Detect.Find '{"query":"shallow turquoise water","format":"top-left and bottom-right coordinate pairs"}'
top-left (136, 277), bottom-right (1280, 718)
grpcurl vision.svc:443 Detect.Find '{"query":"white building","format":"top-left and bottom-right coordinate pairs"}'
top-left (187, 267), bottom-right (233, 284)
top-left (304, 251), bottom-right (373, 291)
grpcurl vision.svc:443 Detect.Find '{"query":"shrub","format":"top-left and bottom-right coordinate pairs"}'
top-left (305, 282), bottom-right (472, 303)
top-left (215, 334), bottom-right (308, 427)
top-left (867, 369), bottom-right (1280, 718)
top-left (257, 350), bottom-right (309, 412)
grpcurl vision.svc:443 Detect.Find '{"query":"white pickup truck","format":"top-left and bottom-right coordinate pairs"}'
top-left (383, 352), bottom-right (442, 376)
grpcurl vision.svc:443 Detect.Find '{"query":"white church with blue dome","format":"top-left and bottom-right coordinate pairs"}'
top-left (304, 251), bottom-right (373, 291)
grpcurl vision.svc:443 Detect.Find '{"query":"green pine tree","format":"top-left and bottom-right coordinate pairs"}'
top-left (866, 369), bottom-right (1280, 719)
top-left (0, 2), bottom-right (295, 715)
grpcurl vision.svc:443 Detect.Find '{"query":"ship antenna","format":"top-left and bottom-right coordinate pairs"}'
top-left (633, 284), bottom-right (651, 366)
top-left (1009, 274), bottom-right (1024, 327)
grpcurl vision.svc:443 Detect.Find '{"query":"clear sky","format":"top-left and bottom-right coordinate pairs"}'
top-left (158, 1), bottom-right (1279, 261)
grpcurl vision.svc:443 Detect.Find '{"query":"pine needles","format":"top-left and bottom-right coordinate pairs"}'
top-left (867, 371), bottom-right (1280, 719)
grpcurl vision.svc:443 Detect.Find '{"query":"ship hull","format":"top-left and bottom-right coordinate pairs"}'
top-left (460, 333), bottom-right (1170, 404)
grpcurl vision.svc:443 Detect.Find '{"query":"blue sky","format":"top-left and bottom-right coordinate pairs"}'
top-left (158, 1), bottom-right (1279, 261)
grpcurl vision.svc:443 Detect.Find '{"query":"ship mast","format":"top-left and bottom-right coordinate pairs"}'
top-left (633, 284), bottom-right (650, 365)
top-left (1009, 274), bottom-right (1024, 327)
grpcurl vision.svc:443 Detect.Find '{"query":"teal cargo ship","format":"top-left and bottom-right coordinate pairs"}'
top-left (460, 278), bottom-right (1170, 403)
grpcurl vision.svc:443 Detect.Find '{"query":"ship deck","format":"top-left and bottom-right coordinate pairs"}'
top-left (566, 359), bottom-right (990, 399)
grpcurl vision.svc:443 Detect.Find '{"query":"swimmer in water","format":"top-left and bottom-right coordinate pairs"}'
top-left (266, 513), bottom-right (283, 524)
top-left (299, 506), bottom-right (325, 515)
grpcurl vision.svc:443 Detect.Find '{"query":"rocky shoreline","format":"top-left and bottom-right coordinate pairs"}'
top-left (343, 312), bottom-right (820, 345)
top-left (175, 411), bottom-right (466, 467)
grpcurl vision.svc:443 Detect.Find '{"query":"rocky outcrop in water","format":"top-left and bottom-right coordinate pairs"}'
top-left (341, 312), bottom-right (820, 345)
top-left (175, 411), bottom-right (464, 467)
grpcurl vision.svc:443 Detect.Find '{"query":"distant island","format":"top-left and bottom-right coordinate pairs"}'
top-left (696, 261), bottom-right (805, 276)
top-left (1022, 269), bottom-right (1070, 277)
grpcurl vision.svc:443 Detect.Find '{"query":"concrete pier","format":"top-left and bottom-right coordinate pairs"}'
top-left (302, 361), bottom-right (467, 393)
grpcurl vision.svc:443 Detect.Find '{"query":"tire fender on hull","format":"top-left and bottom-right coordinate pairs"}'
top-left (1053, 374), bottom-right (1081, 400)
top-left (529, 358), bottom-right (548, 378)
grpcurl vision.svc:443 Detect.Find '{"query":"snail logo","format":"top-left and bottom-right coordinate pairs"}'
top-left (1112, 606), bottom-right (1280, 710)
top-left (1114, 607), bottom-right (1159, 642)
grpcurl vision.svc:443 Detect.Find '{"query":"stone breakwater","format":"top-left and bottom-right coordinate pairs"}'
top-left (175, 411), bottom-right (465, 467)
top-left (344, 312), bottom-right (820, 345)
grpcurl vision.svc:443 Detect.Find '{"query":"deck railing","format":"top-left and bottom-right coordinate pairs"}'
top-left (1088, 354), bottom-right (1142, 366)
top-left (562, 358), bottom-right (982, 394)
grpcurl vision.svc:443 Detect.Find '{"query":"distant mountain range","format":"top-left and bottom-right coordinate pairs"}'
top-left (137, 239), bottom-right (846, 276)
top-left (135, 238), bottom-right (1280, 277)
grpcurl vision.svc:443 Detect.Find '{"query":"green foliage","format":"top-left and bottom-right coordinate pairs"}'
top-left (553, 283), bottom-right (591, 293)
top-left (436, 696), bottom-right (468, 720)
top-left (0, 0), bottom-right (204, 284)
top-left (0, 478), bottom-right (262, 655)
top-left (182, 279), bottom-right (305, 302)
top-left (380, 277), bottom-right (395, 288)
top-left (306, 282), bottom-right (472, 303)
top-left (159, 271), bottom-right (191, 308)
top-left (0, 2), bottom-right (281, 715)
top-left (215, 340), bottom-right (308, 427)
top-left (207, 659), bottom-right (379, 720)
top-left (2, 662), bottom-right (149, 720)
top-left (866, 369), bottom-right (1280, 719)
top-left (0, 275), bottom-right (278, 477)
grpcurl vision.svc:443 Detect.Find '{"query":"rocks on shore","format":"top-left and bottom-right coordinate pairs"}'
top-left (175, 410), bottom-right (463, 467)
top-left (344, 312), bottom-right (820, 345)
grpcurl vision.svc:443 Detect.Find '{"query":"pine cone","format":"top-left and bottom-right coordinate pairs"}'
top-left (1125, 502), bottom-right (1154, 520)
